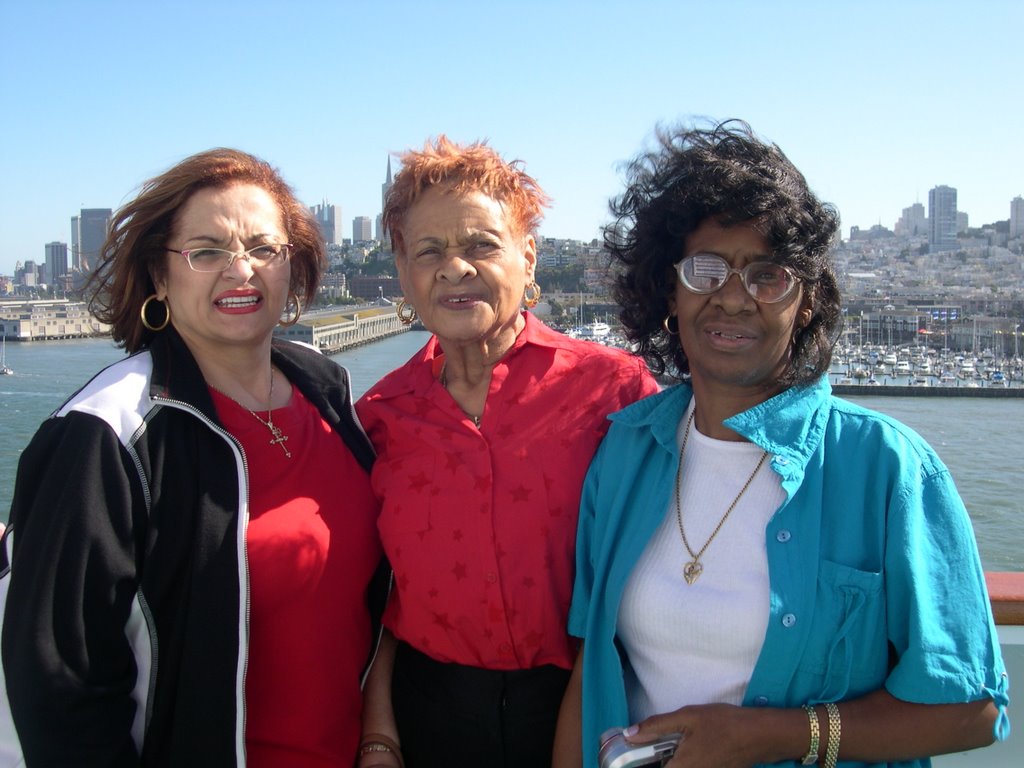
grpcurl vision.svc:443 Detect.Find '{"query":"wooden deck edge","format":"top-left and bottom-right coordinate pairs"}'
top-left (986, 572), bottom-right (1024, 626)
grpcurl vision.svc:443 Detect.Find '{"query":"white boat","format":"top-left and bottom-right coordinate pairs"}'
top-left (577, 321), bottom-right (611, 339)
top-left (0, 337), bottom-right (12, 376)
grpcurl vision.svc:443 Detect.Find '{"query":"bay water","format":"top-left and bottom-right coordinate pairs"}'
top-left (1, 333), bottom-right (1021, 571)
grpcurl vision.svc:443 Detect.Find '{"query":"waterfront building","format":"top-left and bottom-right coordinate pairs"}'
top-left (352, 215), bottom-right (373, 242)
top-left (272, 305), bottom-right (408, 351)
top-left (349, 275), bottom-right (401, 301)
top-left (928, 185), bottom-right (958, 253)
top-left (0, 299), bottom-right (109, 339)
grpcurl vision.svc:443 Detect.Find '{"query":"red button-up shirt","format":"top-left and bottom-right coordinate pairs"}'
top-left (357, 314), bottom-right (659, 670)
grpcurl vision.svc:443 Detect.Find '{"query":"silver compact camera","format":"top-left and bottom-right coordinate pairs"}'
top-left (598, 727), bottom-right (681, 768)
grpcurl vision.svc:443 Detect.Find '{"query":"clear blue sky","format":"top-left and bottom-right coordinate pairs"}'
top-left (1, 0), bottom-right (1021, 276)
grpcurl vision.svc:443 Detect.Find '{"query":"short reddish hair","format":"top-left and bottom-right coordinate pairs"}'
top-left (383, 135), bottom-right (551, 254)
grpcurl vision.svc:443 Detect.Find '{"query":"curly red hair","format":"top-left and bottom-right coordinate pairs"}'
top-left (383, 135), bottom-right (550, 254)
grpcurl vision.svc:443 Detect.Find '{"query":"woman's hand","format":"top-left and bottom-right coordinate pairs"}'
top-left (624, 703), bottom-right (799, 768)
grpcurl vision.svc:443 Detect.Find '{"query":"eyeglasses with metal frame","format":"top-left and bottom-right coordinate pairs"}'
top-left (166, 243), bottom-right (292, 273)
top-left (675, 252), bottom-right (798, 304)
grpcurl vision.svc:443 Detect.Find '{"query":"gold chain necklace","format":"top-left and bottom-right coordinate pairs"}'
top-left (217, 369), bottom-right (292, 458)
top-left (439, 362), bottom-right (481, 428)
top-left (674, 409), bottom-right (767, 584)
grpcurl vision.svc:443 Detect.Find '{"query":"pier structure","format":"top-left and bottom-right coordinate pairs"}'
top-left (273, 305), bottom-right (410, 352)
top-left (0, 299), bottom-right (110, 340)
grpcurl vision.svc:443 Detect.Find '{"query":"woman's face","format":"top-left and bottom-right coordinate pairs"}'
top-left (671, 218), bottom-right (809, 402)
top-left (395, 186), bottom-right (536, 346)
top-left (154, 183), bottom-right (291, 362)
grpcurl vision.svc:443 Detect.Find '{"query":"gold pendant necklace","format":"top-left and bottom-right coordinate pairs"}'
top-left (674, 409), bottom-right (767, 584)
top-left (218, 368), bottom-right (292, 458)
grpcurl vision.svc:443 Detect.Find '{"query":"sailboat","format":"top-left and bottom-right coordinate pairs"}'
top-left (1, 336), bottom-right (12, 375)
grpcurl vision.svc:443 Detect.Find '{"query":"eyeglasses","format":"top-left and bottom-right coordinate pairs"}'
top-left (675, 253), bottom-right (798, 304)
top-left (167, 243), bottom-right (292, 273)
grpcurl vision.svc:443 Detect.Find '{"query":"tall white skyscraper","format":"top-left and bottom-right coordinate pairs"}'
top-left (928, 186), bottom-right (958, 253)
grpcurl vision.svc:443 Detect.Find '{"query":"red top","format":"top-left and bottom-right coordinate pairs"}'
top-left (211, 384), bottom-right (381, 768)
top-left (356, 314), bottom-right (659, 670)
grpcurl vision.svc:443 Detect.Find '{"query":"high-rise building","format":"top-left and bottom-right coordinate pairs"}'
top-left (311, 201), bottom-right (341, 245)
top-left (45, 241), bottom-right (68, 283)
top-left (380, 157), bottom-right (394, 250)
top-left (1011, 196), bottom-right (1024, 239)
top-left (928, 186), bottom-right (958, 253)
top-left (381, 157), bottom-right (393, 213)
top-left (70, 216), bottom-right (80, 271)
top-left (72, 208), bottom-right (112, 273)
top-left (352, 216), bottom-right (373, 242)
top-left (894, 202), bottom-right (926, 237)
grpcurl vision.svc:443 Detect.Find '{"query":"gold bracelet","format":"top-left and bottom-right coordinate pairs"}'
top-left (801, 704), bottom-right (820, 765)
top-left (359, 733), bottom-right (404, 768)
top-left (823, 701), bottom-right (841, 768)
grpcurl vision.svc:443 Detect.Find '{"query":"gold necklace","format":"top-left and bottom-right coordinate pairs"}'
top-left (217, 369), bottom-right (292, 458)
top-left (674, 409), bottom-right (768, 584)
top-left (439, 362), bottom-right (481, 428)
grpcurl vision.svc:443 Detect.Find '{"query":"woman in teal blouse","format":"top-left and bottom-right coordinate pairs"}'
top-left (553, 121), bottom-right (1008, 768)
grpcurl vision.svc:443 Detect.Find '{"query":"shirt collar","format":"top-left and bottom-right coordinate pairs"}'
top-left (364, 312), bottom-right (566, 402)
top-left (609, 376), bottom-right (832, 468)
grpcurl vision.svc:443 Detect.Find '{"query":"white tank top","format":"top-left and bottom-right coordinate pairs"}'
top-left (616, 401), bottom-right (786, 721)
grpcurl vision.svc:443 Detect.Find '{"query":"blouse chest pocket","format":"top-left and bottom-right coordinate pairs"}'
top-left (800, 559), bottom-right (888, 700)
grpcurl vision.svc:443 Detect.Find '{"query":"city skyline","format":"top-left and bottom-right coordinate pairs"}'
top-left (2, 0), bottom-right (1021, 276)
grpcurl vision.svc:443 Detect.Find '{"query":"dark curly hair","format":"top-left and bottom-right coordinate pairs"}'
top-left (607, 120), bottom-right (842, 386)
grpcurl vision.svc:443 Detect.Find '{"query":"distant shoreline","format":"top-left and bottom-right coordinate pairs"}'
top-left (833, 383), bottom-right (1024, 398)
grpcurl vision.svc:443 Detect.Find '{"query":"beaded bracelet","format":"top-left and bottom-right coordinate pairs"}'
top-left (800, 704), bottom-right (820, 765)
top-left (823, 701), bottom-right (841, 768)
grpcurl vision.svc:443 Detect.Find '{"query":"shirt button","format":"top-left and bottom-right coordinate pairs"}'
top-left (776, 530), bottom-right (792, 543)
top-left (486, 572), bottom-right (498, 583)
top-left (775, 456), bottom-right (789, 465)
top-left (782, 613), bottom-right (797, 627)
top-left (753, 696), bottom-right (769, 706)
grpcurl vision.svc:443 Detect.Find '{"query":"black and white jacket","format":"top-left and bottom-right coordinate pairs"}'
top-left (0, 328), bottom-right (388, 766)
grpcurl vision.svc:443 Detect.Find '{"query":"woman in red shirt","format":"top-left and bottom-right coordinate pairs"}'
top-left (355, 136), bottom-right (659, 768)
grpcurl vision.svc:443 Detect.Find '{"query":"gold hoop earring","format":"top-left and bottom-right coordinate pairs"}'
top-left (141, 294), bottom-right (170, 332)
top-left (523, 280), bottom-right (542, 309)
top-left (279, 291), bottom-right (302, 327)
top-left (661, 314), bottom-right (678, 336)
top-left (396, 298), bottom-right (417, 325)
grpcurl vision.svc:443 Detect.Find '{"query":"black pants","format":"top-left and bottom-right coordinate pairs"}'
top-left (392, 642), bottom-right (572, 768)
